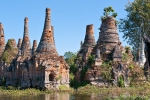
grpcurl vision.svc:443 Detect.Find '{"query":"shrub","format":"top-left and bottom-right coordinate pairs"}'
top-left (122, 53), bottom-right (129, 62)
top-left (118, 76), bottom-right (125, 87)
top-left (80, 66), bottom-right (88, 81)
top-left (125, 46), bottom-right (131, 54)
top-left (101, 61), bottom-right (112, 82)
top-left (87, 54), bottom-right (95, 66)
top-left (70, 64), bottom-right (77, 74)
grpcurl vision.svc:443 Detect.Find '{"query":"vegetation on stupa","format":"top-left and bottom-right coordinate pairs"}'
top-left (64, 4), bottom-right (149, 89)
top-left (0, 1), bottom-right (150, 99)
top-left (0, 39), bottom-right (18, 64)
top-left (101, 6), bottom-right (118, 20)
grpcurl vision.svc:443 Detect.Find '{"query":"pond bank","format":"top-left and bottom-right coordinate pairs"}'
top-left (0, 85), bottom-right (150, 99)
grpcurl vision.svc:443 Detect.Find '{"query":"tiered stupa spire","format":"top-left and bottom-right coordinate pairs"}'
top-left (20, 17), bottom-right (31, 56)
top-left (82, 24), bottom-right (96, 48)
top-left (32, 40), bottom-right (37, 54)
top-left (17, 38), bottom-right (22, 49)
top-left (36, 8), bottom-right (58, 55)
top-left (97, 16), bottom-right (120, 53)
top-left (77, 24), bottom-right (96, 64)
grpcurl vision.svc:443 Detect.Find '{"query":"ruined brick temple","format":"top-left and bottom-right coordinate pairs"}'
top-left (0, 8), bottom-right (69, 89)
top-left (76, 16), bottom-right (131, 86)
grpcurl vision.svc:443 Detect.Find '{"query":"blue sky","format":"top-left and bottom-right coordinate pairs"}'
top-left (0, 0), bottom-right (133, 55)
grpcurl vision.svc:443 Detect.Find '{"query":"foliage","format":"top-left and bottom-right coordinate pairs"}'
top-left (64, 51), bottom-right (78, 87)
top-left (69, 65), bottom-right (88, 89)
top-left (64, 51), bottom-right (77, 66)
top-left (69, 73), bottom-right (74, 81)
top-left (1, 39), bottom-right (18, 64)
top-left (77, 84), bottom-right (150, 96)
top-left (77, 84), bottom-right (100, 93)
top-left (0, 86), bottom-right (53, 96)
top-left (101, 61), bottom-right (112, 81)
top-left (7, 40), bottom-right (13, 49)
top-left (122, 53), bottom-right (129, 62)
top-left (59, 85), bottom-right (71, 91)
top-left (119, 0), bottom-right (150, 59)
top-left (70, 79), bottom-right (89, 89)
top-left (87, 54), bottom-right (95, 66)
top-left (125, 46), bottom-right (131, 54)
top-left (118, 76), bottom-right (125, 87)
top-left (80, 66), bottom-right (88, 81)
top-left (70, 64), bottom-right (78, 74)
top-left (101, 60), bottom-right (112, 68)
top-left (64, 51), bottom-right (84, 89)
top-left (101, 6), bottom-right (118, 21)
top-left (128, 63), bottom-right (134, 70)
top-left (129, 62), bottom-right (145, 84)
top-left (131, 67), bottom-right (145, 81)
top-left (106, 95), bottom-right (149, 100)
top-left (2, 51), bottom-right (9, 63)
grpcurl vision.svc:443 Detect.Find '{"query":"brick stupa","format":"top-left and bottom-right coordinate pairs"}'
top-left (36, 8), bottom-right (58, 56)
top-left (77, 24), bottom-right (96, 65)
top-left (20, 17), bottom-right (31, 57)
top-left (0, 23), bottom-right (5, 56)
top-left (97, 16), bottom-right (120, 54)
top-left (32, 8), bottom-right (69, 89)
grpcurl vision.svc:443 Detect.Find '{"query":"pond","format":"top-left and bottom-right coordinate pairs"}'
top-left (0, 93), bottom-right (106, 100)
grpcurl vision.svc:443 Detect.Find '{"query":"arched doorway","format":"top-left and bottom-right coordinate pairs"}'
top-left (49, 73), bottom-right (54, 81)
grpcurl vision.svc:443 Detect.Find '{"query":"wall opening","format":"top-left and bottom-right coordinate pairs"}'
top-left (49, 73), bottom-right (54, 81)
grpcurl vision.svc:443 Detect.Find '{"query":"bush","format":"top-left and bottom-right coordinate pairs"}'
top-left (87, 54), bottom-right (95, 66)
top-left (81, 66), bottom-right (88, 81)
top-left (122, 53), bottom-right (129, 62)
top-left (128, 63), bottom-right (134, 70)
top-left (69, 73), bottom-right (74, 81)
top-left (101, 61), bottom-right (112, 81)
top-left (70, 64), bottom-right (77, 74)
top-left (118, 76), bottom-right (125, 87)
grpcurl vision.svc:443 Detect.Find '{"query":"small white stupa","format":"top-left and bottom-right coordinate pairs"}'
top-left (140, 39), bottom-right (146, 67)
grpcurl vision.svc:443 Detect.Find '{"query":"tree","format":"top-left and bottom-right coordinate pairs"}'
top-left (64, 51), bottom-right (77, 66)
top-left (101, 6), bottom-right (118, 20)
top-left (64, 51), bottom-right (79, 88)
top-left (119, 0), bottom-right (150, 59)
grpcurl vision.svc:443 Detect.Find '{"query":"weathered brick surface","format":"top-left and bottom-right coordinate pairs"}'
top-left (76, 17), bottom-right (127, 86)
top-left (97, 16), bottom-right (119, 54)
top-left (20, 17), bottom-right (31, 57)
top-left (17, 38), bottom-right (22, 49)
top-left (32, 40), bottom-right (37, 54)
top-left (0, 8), bottom-right (69, 89)
top-left (0, 23), bottom-right (5, 57)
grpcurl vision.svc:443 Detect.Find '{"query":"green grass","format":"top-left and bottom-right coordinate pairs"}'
top-left (0, 86), bottom-right (73, 96)
top-left (105, 95), bottom-right (149, 100)
top-left (0, 86), bottom-right (49, 96)
top-left (1, 85), bottom-right (150, 99)
top-left (59, 85), bottom-right (73, 92)
top-left (76, 84), bottom-right (150, 97)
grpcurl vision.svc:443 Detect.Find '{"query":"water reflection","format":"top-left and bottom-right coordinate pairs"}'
top-left (0, 93), bottom-right (104, 100)
top-left (41, 93), bottom-right (70, 100)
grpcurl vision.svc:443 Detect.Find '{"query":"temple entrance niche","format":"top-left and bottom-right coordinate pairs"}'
top-left (49, 73), bottom-right (54, 81)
